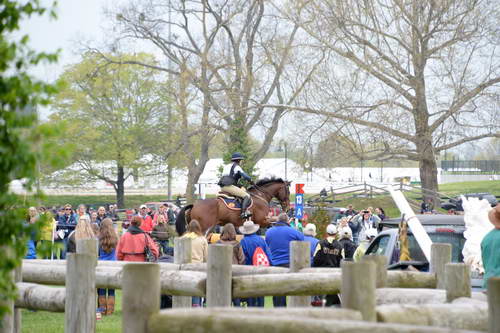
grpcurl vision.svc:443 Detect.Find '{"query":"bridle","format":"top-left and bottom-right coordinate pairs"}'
top-left (250, 182), bottom-right (290, 211)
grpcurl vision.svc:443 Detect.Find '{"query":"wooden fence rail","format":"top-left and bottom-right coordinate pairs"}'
top-left (14, 240), bottom-right (500, 333)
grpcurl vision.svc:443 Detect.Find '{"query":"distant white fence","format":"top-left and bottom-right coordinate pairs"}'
top-left (440, 174), bottom-right (500, 184)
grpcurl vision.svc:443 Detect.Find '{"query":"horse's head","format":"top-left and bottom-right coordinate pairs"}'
top-left (277, 181), bottom-right (291, 212)
top-left (252, 177), bottom-right (291, 212)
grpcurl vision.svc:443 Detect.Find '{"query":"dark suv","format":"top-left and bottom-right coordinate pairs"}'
top-left (441, 192), bottom-right (498, 211)
top-left (366, 215), bottom-right (465, 269)
top-left (364, 214), bottom-right (482, 288)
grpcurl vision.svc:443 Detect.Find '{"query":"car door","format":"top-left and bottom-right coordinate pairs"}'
top-left (365, 232), bottom-right (395, 265)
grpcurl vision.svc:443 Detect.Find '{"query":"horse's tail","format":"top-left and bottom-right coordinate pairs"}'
top-left (175, 204), bottom-right (193, 236)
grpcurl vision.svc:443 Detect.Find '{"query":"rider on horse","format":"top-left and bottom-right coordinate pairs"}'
top-left (218, 152), bottom-right (255, 219)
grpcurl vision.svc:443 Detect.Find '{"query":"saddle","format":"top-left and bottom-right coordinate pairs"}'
top-left (217, 192), bottom-right (253, 211)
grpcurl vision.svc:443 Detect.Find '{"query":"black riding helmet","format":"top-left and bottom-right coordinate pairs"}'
top-left (231, 152), bottom-right (245, 161)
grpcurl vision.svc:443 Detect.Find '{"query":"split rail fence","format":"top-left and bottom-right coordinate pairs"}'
top-left (4, 239), bottom-right (500, 333)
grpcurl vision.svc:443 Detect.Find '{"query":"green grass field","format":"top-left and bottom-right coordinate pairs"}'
top-left (22, 291), bottom-right (122, 333)
top-left (21, 294), bottom-right (274, 332)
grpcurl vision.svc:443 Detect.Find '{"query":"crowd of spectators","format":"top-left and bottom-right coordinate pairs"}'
top-left (24, 201), bottom-right (381, 309)
top-left (23, 202), bottom-right (178, 260)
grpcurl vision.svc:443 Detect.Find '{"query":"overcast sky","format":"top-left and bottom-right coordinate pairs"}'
top-left (22, 0), bottom-right (114, 81)
top-left (19, 1), bottom-right (492, 157)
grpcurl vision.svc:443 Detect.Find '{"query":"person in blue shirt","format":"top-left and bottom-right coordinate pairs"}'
top-left (303, 223), bottom-right (319, 264)
top-left (239, 220), bottom-right (272, 307)
top-left (56, 204), bottom-right (77, 259)
top-left (265, 213), bottom-right (304, 307)
top-left (97, 218), bottom-right (118, 315)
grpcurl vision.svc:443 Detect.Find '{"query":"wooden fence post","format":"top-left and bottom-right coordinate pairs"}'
top-left (488, 277), bottom-right (500, 333)
top-left (0, 247), bottom-right (16, 333)
top-left (76, 238), bottom-right (98, 263)
top-left (361, 255), bottom-right (387, 288)
top-left (430, 243), bottom-right (452, 289)
top-left (13, 263), bottom-right (22, 333)
top-left (65, 253), bottom-right (96, 333)
top-left (0, 269), bottom-right (14, 333)
top-left (341, 261), bottom-right (376, 321)
top-left (173, 237), bottom-right (192, 308)
top-left (122, 263), bottom-right (160, 333)
top-left (206, 244), bottom-right (232, 308)
top-left (288, 241), bottom-right (311, 308)
top-left (445, 263), bottom-right (471, 302)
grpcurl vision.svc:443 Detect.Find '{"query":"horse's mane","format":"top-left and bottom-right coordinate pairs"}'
top-left (254, 177), bottom-right (285, 187)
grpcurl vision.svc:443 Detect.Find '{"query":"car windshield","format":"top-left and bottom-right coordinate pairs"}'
top-left (406, 233), bottom-right (464, 262)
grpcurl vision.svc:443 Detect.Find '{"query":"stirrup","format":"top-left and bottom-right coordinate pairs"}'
top-left (240, 211), bottom-right (252, 219)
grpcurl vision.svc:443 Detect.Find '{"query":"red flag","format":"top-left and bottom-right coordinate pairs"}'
top-left (295, 183), bottom-right (304, 194)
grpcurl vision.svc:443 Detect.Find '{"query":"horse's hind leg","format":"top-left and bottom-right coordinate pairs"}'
top-left (205, 222), bottom-right (217, 236)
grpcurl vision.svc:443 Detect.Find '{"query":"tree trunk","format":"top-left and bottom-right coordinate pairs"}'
top-left (116, 165), bottom-right (125, 208)
top-left (185, 168), bottom-right (197, 204)
top-left (186, 89), bottom-right (211, 204)
top-left (417, 143), bottom-right (439, 205)
top-left (184, 156), bottom-right (209, 204)
top-left (167, 164), bottom-right (172, 200)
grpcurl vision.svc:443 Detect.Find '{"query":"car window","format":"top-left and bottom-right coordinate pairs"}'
top-left (407, 235), bottom-right (427, 262)
top-left (366, 235), bottom-right (391, 257)
top-left (404, 233), bottom-right (464, 263)
top-left (428, 233), bottom-right (464, 262)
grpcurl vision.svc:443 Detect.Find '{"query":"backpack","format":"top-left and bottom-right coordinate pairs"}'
top-left (252, 246), bottom-right (270, 266)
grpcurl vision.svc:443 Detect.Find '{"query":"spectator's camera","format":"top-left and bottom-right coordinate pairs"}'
top-left (363, 210), bottom-right (369, 214)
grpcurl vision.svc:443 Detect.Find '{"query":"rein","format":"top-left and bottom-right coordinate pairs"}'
top-left (249, 184), bottom-right (271, 204)
top-left (249, 183), bottom-right (286, 208)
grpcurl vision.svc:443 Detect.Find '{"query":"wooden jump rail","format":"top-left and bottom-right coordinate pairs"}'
top-left (11, 241), bottom-right (500, 333)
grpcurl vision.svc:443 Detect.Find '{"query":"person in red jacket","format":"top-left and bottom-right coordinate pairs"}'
top-left (117, 216), bottom-right (159, 262)
top-left (138, 204), bottom-right (154, 233)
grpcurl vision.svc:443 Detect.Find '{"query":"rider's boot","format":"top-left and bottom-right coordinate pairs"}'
top-left (240, 196), bottom-right (252, 219)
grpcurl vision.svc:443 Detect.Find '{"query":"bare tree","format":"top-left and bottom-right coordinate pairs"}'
top-left (276, 0), bottom-right (500, 199)
top-left (95, 0), bottom-right (322, 193)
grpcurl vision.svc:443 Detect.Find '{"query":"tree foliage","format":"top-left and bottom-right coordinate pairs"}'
top-left (50, 53), bottom-right (174, 207)
top-left (0, 0), bottom-right (58, 320)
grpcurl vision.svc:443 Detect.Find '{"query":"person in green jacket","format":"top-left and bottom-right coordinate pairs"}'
top-left (481, 204), bottom-right (500, 289)
top-left (290, 218), bottom-right (304, 232)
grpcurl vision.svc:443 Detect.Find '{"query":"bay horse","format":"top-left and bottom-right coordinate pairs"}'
top-left (175, 177), bottom-right (291, 235)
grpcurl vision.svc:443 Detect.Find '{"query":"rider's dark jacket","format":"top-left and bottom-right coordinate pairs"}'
top-left (218, 162), bottom-right (251, 187)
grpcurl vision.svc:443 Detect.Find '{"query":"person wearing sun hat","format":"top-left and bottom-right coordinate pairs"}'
top-left (239, 220), bottom-right (273, 307)
top-left (481, 204), bottom-right (500, 289)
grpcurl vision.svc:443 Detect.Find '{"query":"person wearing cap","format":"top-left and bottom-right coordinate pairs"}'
top-left (138, 204), bottom-right (154, 233)
top-left (313, 224), bottom-right (344, 268)
top-left (218, 152), bottom-right (255, 219)
top-left (481, 204), bottom-right (500, 289)
top-left (353, 228), bottom-right (378, 262)
top-left (265, 213), bottom-right (304, 307)
top-left (313, 224), bottom-right (344, 306)
top-left (338, 227), bottom-right (357, 260)
top-left (239, 220), bottom-right (272, 307)
top-left (303, 223), bottom-right (319, 263)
